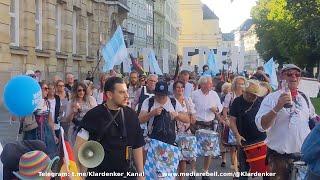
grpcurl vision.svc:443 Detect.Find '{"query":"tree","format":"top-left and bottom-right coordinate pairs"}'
top-left (252, 0), bottom-right (320, 75)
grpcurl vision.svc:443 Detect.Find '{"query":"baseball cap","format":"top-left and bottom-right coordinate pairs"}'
top-left (281, 64), bottom-right (301, 72)
top-left (245, 79), bottom-right (268, 97)
top-left (154, 81), bottom-right (168, 96)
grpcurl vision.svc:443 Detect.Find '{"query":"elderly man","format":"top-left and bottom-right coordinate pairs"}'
top-left (191, 76), bottom-right (223, 178)
top-left (255, 64), bottom-right (316, 180)
top-left (133, 74), bottom-right (158, 114)
top-left (65, 73), bottom-right (75, 93)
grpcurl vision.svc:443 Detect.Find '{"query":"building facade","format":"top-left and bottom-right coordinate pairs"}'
top-left (233, 19), bottom-right (262, 72)
top-left (122, 0), bottom-right (147, 52)
top-left (242, 24), bottom-right (263, 70)
top-left (0, 0), bottom-right (128, 107)
top-left (164, 0), bottom-right (180, 74)
top-left (154, 0), bottom-right (166, 70)
top-left (146, 0), bottom-right (154, 48)
top-left (178, 0), bottom-right (222, 72)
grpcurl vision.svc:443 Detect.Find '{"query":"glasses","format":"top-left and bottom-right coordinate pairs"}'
top-left (175, 86), bottom-right (184, 89)
top-left (42, 87), bottom-right (49, 90)
top-left (286, 72), bottom-right (301, 77)
top-left (77, 89), bottom-right (85, 92)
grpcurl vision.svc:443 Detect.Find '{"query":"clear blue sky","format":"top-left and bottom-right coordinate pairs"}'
top-left (201, 0), bottom-right (257, 33)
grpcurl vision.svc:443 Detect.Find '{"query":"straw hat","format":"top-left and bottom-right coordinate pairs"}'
top-left (13, 150), bottom-right (59, 180)
top-left (245, 79), bottom-right (268, 97)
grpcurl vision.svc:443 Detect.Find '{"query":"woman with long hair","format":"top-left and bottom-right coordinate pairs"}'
top-left (221, 76), bottom-right (246, 171)
top-left (66, 83), bottom-right (97, 145)
top-left (34, 82), bottom-right (58, 157)
top-left (173, 80), bottom-right (197, 180)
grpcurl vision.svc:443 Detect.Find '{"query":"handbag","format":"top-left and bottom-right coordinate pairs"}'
top-left (22, 116), bottom-right (38, 131)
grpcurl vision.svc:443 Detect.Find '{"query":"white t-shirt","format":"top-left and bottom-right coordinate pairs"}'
top-left (140, 96), bottom-right (184, 134)
top-left (48, 99), bottom-right (56, 121)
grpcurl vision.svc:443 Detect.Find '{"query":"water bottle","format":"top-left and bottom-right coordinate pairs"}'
top-left (281, 80), bottom-right (293, 108)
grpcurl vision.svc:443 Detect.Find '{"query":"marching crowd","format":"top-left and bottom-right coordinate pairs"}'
top-left (1, 63), bottom-right (320, 180)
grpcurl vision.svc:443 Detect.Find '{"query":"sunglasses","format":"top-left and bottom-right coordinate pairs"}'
top-left (77, 89), bottom-right (85, 92)
top-left (286, 72), bottom-right (301, 77)
top-left (42, 87), bottom-right (49, 90)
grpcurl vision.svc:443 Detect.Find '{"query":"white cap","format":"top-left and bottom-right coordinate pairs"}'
top-left (25, 70), bottom-right (35, 75)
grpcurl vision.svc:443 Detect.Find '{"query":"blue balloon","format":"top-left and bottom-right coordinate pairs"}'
top-left (3, 75), bottom-right (42, 117)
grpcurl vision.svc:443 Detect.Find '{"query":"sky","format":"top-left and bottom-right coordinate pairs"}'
top-left (200, 0), bottom-right (258, 33)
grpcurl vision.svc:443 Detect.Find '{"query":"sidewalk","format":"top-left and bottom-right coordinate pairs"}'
top-left (0, 107), bottom-right (20, 145)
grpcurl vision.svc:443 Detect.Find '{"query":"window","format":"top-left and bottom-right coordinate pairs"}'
top-left (35, 0), bottom-right (42, 49)
top-left (10, 0), bottom-right (19, 46)
top-left (86, 15), bottom-right (92, 56)
top-left (56, 4), bottom-right (62, 52)
top-left (72, 9), bottom-right (77, 54)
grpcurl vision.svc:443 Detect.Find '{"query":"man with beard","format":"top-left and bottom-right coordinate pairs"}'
top-left (128, 71), bottom-right (140, 108)
top-left (228, 79), bottom-right (268, 179)
top-left (74, 77), bottom-right (145, 180)
top-left (255, 64), bottom-right (316, 180)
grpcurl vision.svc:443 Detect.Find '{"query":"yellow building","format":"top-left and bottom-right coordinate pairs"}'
top-left (0, 0), bottom-right (128, 107)
top-left (178, 0), bottom-right (222, 70)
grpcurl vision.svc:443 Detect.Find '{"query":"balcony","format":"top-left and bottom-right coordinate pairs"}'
top-left (105, 0), bottom-right (129, 12)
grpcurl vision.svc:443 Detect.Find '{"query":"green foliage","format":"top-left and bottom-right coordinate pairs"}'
top-left (252, 0), bottom-right (320, 70)
top-left (311, 98), bottom-right (320, 115)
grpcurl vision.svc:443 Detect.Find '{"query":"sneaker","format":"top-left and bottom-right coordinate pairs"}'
top-left (221, 162), bottom-right (226, 168)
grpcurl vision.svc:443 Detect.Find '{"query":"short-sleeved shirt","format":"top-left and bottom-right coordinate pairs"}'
top-left (79, 104), bottom-right (145, 175)
top-left (229, 95), bottom-right (266, 145)
top-left (140, 96), bottom-right (184, 133)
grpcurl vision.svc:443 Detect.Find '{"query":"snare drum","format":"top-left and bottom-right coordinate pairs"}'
top-left (243, 141), bottom-right (268, 173)
top-left (195, 129), bottom-right (220, 157)
top-left (176, 133), bottom-right (197, 160)
top-left (290, 161), bottom-right (307, 180)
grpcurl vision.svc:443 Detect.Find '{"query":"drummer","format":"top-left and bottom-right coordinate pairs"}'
top-left (228, 80), bottom-right (268, 179)
top-left (191, 76), bottom-right (223, 179)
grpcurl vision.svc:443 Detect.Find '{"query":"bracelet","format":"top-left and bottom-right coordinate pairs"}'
top-left (271, 108), bottom-right (278, 114)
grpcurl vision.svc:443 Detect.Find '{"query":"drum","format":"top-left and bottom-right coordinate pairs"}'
top-left (176, 133), bottom-right (197, 160)
top-left (243, 141), bottom-right (268, 173)
top-left (290, 161), bottom-right (307, 180)
top-left (195, 129), bottom-right (220, 157)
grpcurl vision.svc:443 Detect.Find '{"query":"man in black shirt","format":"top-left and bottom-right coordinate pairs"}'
top-left (228, 79), bottom-right (268, 179)
top-left (74, 77), bottom-right (145, 180)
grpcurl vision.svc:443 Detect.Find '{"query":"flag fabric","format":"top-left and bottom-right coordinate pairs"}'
top-left (263, 57), bottom-right (278, 90)
top-left (59, 128), bottom-right (80, 180)
top-left (173, 55), bottom-right (181, 81)
top-left (129, 54), bottom-right (145, 75)
top-left (207, 51), bottom-right (219, 76)
top-left (144, 139), bottom-right (181, 180)
top-left (195, 129), bottom-right (220, 157)
top-left (148, 50), bottom-right (163, 75)
top-left (176, 134), bottom-right (198, 160)
top-left (102, 26), bottom-right (128, 71)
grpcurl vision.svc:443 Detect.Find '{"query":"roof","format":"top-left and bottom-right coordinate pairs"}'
top-left (202, 4), bottom-right (219, 20)
top-left (222, 33), bottom-right (235, 41)
top-left (239, 19), bottom-right (253, 31)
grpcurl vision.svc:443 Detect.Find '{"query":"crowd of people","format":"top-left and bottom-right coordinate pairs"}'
top-left (1, 63), bottom-right (320, 180)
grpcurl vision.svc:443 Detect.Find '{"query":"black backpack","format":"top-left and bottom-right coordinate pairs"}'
top-left (147, 97), bottom-right (177, 145)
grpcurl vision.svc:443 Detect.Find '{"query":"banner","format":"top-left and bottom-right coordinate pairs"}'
top-left (144, 139), bottom-right (180, 180)
top-left (102, 26), bottom-right (128, 71)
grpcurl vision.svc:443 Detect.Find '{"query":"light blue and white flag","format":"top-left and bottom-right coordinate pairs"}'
top-left (148, 50), bottom-right (163, 75)
top-left (144, 139), bottom-right (180, 180)
top-left (102, 26), bottom-right (128, 71)
top-left (207, 51), bottom-right (219, 76)
top-left (264, 57), bottom-right (278, 90)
